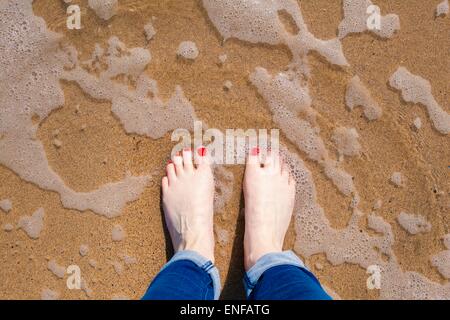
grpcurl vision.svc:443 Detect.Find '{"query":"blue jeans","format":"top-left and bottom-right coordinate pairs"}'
top-left (142, 250), bottom-right (331, 300)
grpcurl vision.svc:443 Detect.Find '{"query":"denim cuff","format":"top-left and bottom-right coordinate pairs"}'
top-left (243, 250), bottom-right (307, 297)
top-left (162, 250), bottom-right (221, 300)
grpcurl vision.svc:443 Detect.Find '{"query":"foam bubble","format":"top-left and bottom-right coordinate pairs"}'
top-left (431, 238), bottom-right (450, 279)
top-left (18, 208), bottom-right (44, 239)
top-left (112, 224), bottom-right (125, 241)
top-left (88, 259), bottom-right (98, 268)
top-left (332, 127), bottom-right (361, 157)
top-left (390, 67), bottom-right (450, 135)
top-left (223, 80), bottom-right (233, 91)
top-left (346, 76), bottom-right (382, 121)
top-left (202, 0), bottom-right (348, 67)
top-left (390, 172), bottom-right (404, 187)
top-left (218, 54), bottom-right (227, 64)
top-left (144, 21), bottom-right (156, 41)
top-left (0, 199), bottom-right (12, 213)
top-left (47, 259), bottom-right (65, 279)
top-left (177, 41), bottom-right (199, 60)
top-left (79, 244), bottom-right (89, 257)
top-left (88, 0), bottom-right (118, 20)
top-left (339, 0), bottom-right (400, 39)
top-left (413, 117), bottom-right (422, 130)
top-left (41, 288), bottom-right (59, 300)
top-left (3, 223), bottom-right (14, 232)
top-left (397, 212), bottom-right (431, 235)
top-left (436, 0), bottom-right (449, 17)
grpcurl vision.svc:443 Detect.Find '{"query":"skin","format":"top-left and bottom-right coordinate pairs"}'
top-left (161, 147), bottom-right (296, 270)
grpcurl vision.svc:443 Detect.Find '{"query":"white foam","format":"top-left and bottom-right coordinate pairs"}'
top-left (390, 67), bottom-right (450, 135)
top-left (390, 172), bottom-right (404, 187)
top-left (339, 0), bottom-right (400, 39)
top-left (436, 0), bottom-right (449, 17)
top-left (346, 76), bottom-right (382, 121)
top-left (332, 127), bottom-right (361, 157)
top-left (112, 224), bottom-right (125, 241)
top-left (3, 223), bottom-right (14, 232)
top-left (202, 0), bottom-right (348, 67)
top-left (218, 54), bottom-right (227, 64)
top-left (47, 259), bottom-right (66, 279)
top-left (79, 244), bottom-right (89, 257)
top-left (431, 236), bottom-right (450, 279)
top-left (88, 0), bottom-right (118, 20)
top-left (0, 1), bottom-right (150, 218)
top-left (413, 117), bottom-right (422, 130)
top-left (18, 208), bottom-right (45, 239)
top-left (250, 67), bottom-right (355, 196)
top-left (0, 199), bottom-right (12, 213)
top-left (88, 259), bottom-right (98, 268)
top-left (282, 145), bottom-right (450, 299)
top-left (223, 80), bottom-right (233, 91)
top-left (177, 41), bottom-right (199, 60)
top-left (144, 21), bottom-right (156, 41)
top-left (397, 212), bottom-right (431, 235)
top-left (41, 288), bottom-right (59, 300)
top-left (62, 39), bottom-right (198, 140)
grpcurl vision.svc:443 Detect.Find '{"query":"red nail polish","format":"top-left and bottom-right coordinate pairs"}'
top-left (198, 147), bottom-right (207, 157)
top-left (251, 147), bottom-right (260, 156)
top-left (167, 160), bottom-right (173, 164)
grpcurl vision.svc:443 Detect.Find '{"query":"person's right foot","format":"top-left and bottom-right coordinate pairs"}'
top-left (243, 148), bottom-right (296, 271)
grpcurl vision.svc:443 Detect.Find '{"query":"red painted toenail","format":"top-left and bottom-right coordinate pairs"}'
top-left (198, 147), bottom-right (207, 157)
top-left (251, 147), bottom-right (260, 156)
top-left (168, 160), bottom-right (173, 164)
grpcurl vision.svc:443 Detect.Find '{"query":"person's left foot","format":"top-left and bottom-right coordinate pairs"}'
top-left (161, 147), bottom-right (215, 263)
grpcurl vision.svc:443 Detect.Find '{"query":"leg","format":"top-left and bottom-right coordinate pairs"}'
top-left (246, 254), bottom-right (331, 300)
top-left (142, 255), bottom-right (217, 300)
top-left (142, 147), bottom-right (220, 300)
top-left (243, 149), bottom-right (331, 300)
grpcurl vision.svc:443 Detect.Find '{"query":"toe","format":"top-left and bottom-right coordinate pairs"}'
top-left (162, 176), bottom-right (169, 191)
top-left (264, 150), bottom-right (280, 173)
top-left (172, 154), bottom-right (184, 175)
top-left (246, 146), bottom-right (261, 170)
top-left (182, 148), bottom-right (194, 172)
top-left (196, 146), bottom-right (210, 169)
top-left (166, 161), bottom-right (177, 182)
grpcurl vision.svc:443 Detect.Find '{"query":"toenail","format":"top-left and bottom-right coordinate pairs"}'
top-left (184, 147), bottom-right (191, 152)
top-left (198, 147), bottom-right (207, 157)
top-left (168, 160), bottom-right (173, 164)
top-left (251, 147), bottom-right (260, 156)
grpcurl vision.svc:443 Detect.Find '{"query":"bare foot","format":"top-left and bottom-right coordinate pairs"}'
top-left (162, 147), bottom-right (215, 263)
top-left (243, 148), bottom-right (296, 270)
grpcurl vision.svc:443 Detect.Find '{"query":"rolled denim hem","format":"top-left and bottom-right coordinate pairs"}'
top-left (162, 250), bottom-right (221, 300)
top-left (243, 250), bottom-right (307, 298)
